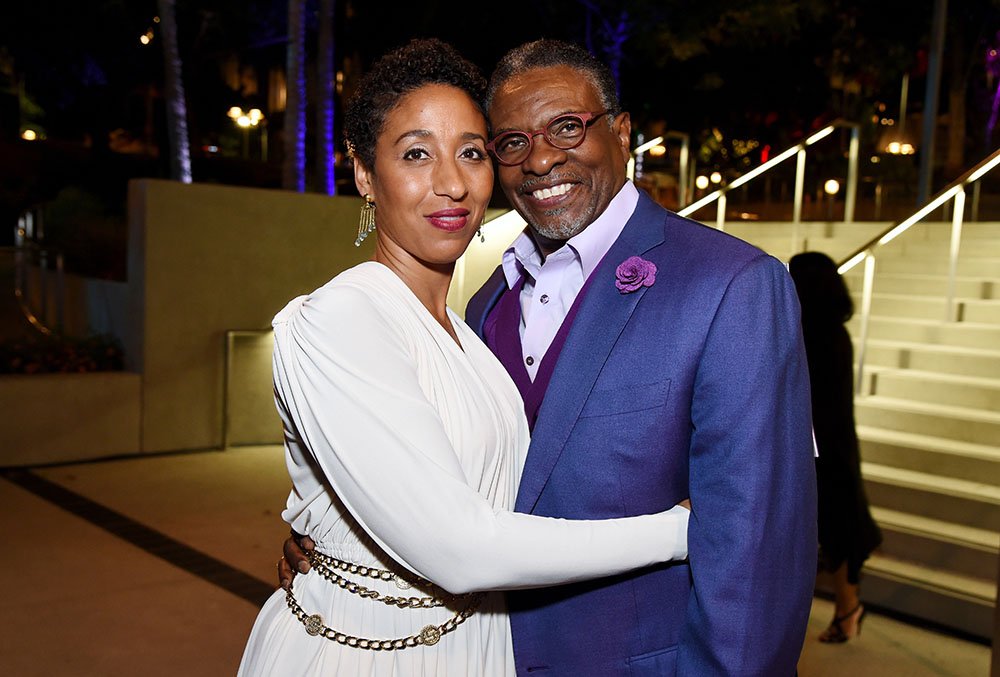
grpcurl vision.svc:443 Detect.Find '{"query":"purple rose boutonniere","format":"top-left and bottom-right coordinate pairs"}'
top-left (615, 255), bottom-right (657, 294)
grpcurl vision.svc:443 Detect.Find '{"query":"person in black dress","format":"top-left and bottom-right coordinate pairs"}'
top-left (789, 251), bottom-right (882, 643)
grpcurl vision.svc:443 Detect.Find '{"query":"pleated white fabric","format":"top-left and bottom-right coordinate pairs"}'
top-left (238, 262), bottom-right (688, 676)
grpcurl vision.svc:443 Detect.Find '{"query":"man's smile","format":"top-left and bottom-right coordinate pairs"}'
top-left (530, 182), bottom-right (575, 201)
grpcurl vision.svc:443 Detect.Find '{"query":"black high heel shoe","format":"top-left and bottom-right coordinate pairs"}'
top-left (819, 603), bottom-right (866, 643)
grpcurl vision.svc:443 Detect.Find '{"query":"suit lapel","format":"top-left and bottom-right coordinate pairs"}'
top-left (515, 193), bottom-right (668, 513)
top-left (465, 264), bottom-right (507, 339)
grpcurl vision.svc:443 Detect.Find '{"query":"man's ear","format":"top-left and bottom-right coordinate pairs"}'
top-left (354, 159), bottom-right (374, 198)
top-left (614, 112), bottom-right (632, 165)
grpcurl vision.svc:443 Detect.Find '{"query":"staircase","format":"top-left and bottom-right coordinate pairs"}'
top-left (726, 220), bottom-right (1000, 640)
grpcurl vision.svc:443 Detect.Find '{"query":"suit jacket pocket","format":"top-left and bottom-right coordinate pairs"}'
top-left (627, 645), bottom-right (678, 676)
top-left (579, 379), bottom-right (671, 418)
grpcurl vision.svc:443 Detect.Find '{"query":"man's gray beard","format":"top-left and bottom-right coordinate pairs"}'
top-left (530, 209), bottom-right (589, 242)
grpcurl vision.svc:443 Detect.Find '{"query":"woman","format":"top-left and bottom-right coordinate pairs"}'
top-left (238, 38), bottom-right (689, 676)
top-left (789, 251), bottom-right (882, 643)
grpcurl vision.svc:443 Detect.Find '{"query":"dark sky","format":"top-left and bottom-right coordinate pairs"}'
top-left (6, 0), bottom-right (995, 167)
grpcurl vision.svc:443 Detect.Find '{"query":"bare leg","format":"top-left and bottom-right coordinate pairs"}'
top-left (819, 562), bottom-right (865, 642)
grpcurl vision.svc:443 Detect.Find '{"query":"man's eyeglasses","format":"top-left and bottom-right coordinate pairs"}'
top-left (486, 111), bottom-right (608, 167)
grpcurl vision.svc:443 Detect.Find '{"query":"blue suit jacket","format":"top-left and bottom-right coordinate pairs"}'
top-left (466, 192), bottom-right (818, 676)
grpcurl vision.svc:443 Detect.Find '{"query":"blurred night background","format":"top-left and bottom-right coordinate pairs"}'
top-left (2, 0), bottom-right (1000, 361)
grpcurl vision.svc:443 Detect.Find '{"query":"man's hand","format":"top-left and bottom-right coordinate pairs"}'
top-left (278, 532), bottom-right (315, 590)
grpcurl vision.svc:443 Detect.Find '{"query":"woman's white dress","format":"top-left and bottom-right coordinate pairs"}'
top-left (238, 262), bottom-right (687, 676)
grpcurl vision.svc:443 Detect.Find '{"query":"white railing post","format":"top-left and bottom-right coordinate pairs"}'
top-left (793, 146), bottom-right (806, 226)
top-left (855, 251), bottom-right (877, 395)
top-left (56, 252), bottom-right (65, 332)
top-left (845, 126), bottom-right (860, 223)
top-left (678, 135), bottom-right (690, 208)
top-left (716, 193), bottom-right (727, 231)
top-left (946, 188), bottom-right (966, 322)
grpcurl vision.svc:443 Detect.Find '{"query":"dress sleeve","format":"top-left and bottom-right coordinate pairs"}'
top-left (273, 283), bottom-right (688, 595)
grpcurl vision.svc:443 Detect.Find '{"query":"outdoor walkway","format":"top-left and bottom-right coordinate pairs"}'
top-left (0, 445), bottom-right (991, 676)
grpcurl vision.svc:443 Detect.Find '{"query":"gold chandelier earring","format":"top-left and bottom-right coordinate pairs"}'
top-left (355, 194), bottom-right (376, 247)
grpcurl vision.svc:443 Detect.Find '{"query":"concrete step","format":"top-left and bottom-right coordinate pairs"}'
top-left (850, 293), bottom-right (1000, 323)
top-left (724, 221), bottom-right (889, 241)
top-left (898, 221), bottom-right (1000, 240)
top-left (962, 298), bottom-right (1000, 323)
top-left (857, 425), bottom-right (1000, 484)
top-left (861, 368), bottom-right (1000, 411)
top-left (847, 316), bottom-right (1000, 351)
top-left (871, 507), bottom-right (999, 581)
top-left (861, 553), bottom-right (995, 640)
top-left (859, 339), bottom-right (1000, 379)
top-left (894, 239), bottom-right (1000, 258)
top-left (854, 396), bottom-right (1000, 445)
top-left (740, 236), bottom-right (860, 262)
top-left (862, 461), bottom-right (1000, 531)
top-left (844, 273), bottom-right (998, 299)
top-left (873, 256), bottom-right (1000, 277)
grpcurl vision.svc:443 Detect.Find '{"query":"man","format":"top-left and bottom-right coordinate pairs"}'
top-left (284, 39), bottom-right (817, 675)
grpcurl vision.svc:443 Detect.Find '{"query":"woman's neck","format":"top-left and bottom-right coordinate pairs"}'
top-left (373, 244), bottom-right (458, 342)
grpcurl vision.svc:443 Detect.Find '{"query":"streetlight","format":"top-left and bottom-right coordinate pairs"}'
top-left (885, 141), bottom-right (915, 155)
top-left (709, 171), bottom-right (722, 185)
top-left (695, 175), bottom-right (710, 191)
top-left (227, 107), bottom-right (267, 160)
top-left (824, 179), bottom-right (841, 220)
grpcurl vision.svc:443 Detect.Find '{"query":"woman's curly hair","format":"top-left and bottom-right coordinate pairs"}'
top-left (344, 38), bottom-right (487, 171)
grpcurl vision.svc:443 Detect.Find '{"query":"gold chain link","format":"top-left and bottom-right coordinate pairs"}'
top-left (284, 586), bottom-right (483, 651)
top-left (308, 552), bottom-right (457, 609)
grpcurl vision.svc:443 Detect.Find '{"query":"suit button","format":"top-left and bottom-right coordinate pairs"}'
top-left (539, 294), bottom-right (549, 304)
top-left (526, 356), bottom-right (535, 366)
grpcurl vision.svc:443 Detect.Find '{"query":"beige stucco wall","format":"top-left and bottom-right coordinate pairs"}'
top-left (128, 179), bottom-right (375, 453)
top-left (0, 372), bottom-right (141, 465)
top-left (0, 179), bottom-right (525, 463)
top-left (126, 180), bottom-right (524, 454)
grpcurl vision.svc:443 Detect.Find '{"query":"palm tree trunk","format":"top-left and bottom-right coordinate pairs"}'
top-left (157, 0), bottom-right (192, 183)
top-left (283, 0), bottom-right (307, 192)
top-left (316, 0), bottom-right (336, 195)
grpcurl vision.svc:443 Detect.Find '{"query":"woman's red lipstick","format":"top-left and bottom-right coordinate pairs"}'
top-left (427, 208), bottom-right (470, 232)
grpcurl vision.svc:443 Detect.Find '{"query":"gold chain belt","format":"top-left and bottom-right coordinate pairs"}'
top-left (284, 549), bottom-right (483, 650)
top-left (307, 550), bottom-right (452, 607)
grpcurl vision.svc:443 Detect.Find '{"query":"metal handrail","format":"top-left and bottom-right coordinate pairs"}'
top-left (837, 146), bottom-right (1000, 394)
top-left (677, 120), bottom-right (861, 243)
top-left (627, 131), bottom-right (692, 208)
top-left (8, 245), bottom-right (64, 337)
top-left (12, 207), bottom-right (65, 336)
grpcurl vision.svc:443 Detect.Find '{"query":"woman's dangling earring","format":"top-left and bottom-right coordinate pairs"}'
top-left (477, 228), bottom-right (484, 243)
top-left (355, 194), bottom-right (376, 247)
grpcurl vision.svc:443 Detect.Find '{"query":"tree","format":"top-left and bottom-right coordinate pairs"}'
top-left (158, 0), bottom-right (192, 183)
top-left (316, 0), bottom-right (336, 195)
top-left (541, 0), bottom-right (827, 137)
top-left (283, 0), bottom-right (306, 192)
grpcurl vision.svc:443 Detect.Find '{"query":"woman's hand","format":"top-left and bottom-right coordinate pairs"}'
top-left (277, 531), bottom-right (315, 590)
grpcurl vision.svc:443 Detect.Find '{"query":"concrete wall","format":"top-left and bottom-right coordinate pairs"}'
top-left (224, 330), bottom-right (280, 447)
top-left (4, 181), bottom-right (525, 464)
top-left (215, 206), bottom-right (526, 448)
top-left (127, 179), bottom-right (376, 453)
top-left (0, 372), bottom-right (141, 465)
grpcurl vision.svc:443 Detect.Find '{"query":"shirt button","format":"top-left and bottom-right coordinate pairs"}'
top-left (525, 356), bottom-right (535, 366)
top-left (539, 294), bottom-right (549, 304)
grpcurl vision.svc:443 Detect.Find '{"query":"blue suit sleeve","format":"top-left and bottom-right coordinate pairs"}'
top-left (677, 254), bottom-right (818, 676)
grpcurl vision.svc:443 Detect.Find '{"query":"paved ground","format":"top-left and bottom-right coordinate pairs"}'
top-left (0, 445), bottom-right (991, 676)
